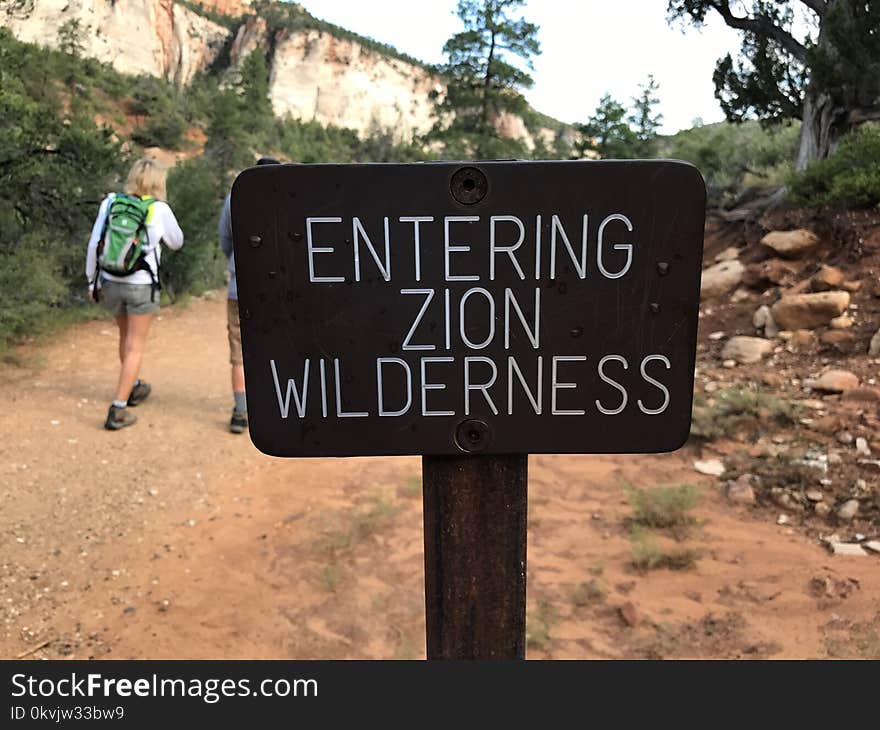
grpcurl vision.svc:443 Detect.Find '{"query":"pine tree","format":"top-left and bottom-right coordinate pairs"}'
top-left (432, 0), bottom-right (541, 158)
top-left (628, 75), bottom-right (663, 157)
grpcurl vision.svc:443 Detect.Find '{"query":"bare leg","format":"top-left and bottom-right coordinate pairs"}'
top-left (115, 313), bottom-right (128, 364)
top-left (231, 364), bottom-right (245, 395)
top-left (115, 313), bottom-right (154, 403)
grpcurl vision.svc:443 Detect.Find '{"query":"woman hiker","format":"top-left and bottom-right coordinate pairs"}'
top-left (85, 158), bottom-right (184, 430)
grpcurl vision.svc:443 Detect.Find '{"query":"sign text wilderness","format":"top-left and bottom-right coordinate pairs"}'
top-left (231, 161), bottom-right (705, 456)
top-left (275, 213), bottom-right (669, 420)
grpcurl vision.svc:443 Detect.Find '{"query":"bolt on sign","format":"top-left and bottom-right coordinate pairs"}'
top-left (231, 161), bottom-right (705, 457)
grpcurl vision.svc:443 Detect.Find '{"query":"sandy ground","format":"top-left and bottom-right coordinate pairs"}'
top-left (1, 294), bottom-right (878, 660)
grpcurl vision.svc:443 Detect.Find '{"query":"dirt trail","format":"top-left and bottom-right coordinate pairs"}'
top-left (1, 294), bottom-right (878, 660)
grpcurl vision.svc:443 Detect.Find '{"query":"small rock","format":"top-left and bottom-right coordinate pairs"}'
top-left (837, 499), bottom-right (859, 522)
top-left (708, 331), bottom-right (725, 341)
top-left (814, 502), bottom-right (832, 518)
top-left (819, 330), bottom-right (855, 352)
top-left (830, 542), bottom-right (867, 557)
top-left (771, 291), bottom-right (850, 330)
top-left (701, 260), bottom-right (745, 300)
top-left (715, 247), bottom-right (740, 262)
top-left (752, 304), bottom-right (779, 338)
top-left (869, 328), bottom-right (880, 357)
top-left (841, 388), bottom-right (880, 402)
top-left (810, 264), bottom-right (845, 292)
top-left (618, 601), bottom-right (639, 627)
top-left (808, 369), bottom-right (859, 393)
top-left (761, 372), bottom-right (784, 388)
top-left (730, 288), bottom-right (751, 303)
top-left (721, 336), bottom-right (774, 364)
top-left (789, 329), bottom-right (815, 349)
top-left (837, 431), bottom-right (854, 445)
top-left (805, 489), bottom-right (824, 502)
top-left (777, 514), bottom-right (790, 525)
top-left (761, 229), bottom-right (819, 258)
top-left (829, 315), bottom-right (853, 329)
top-left (694, 459), bottom-right (725, 477)
top-left (864, 541), bottom-right (880, 554)
top-left (856, 437), bottom-right (871, 456)
top-left (722, 359), bottom-right (737, 369)
top-left (727, 475), bottom-right (756, 505)
top-left (827, 451), bottom-right (842, 465)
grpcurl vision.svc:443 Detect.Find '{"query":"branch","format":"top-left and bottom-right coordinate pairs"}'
top-left (711, 0), bottom-right (807, 61)
top-left (848, 106), bottom-right (880, 125)
top-left (798, 0), bottom-right (828, 19)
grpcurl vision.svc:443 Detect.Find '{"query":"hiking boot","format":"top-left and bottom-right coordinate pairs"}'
top-left (127, 380), bottom-right (152, 407)
top-left (105, 405), bottom-right (137, 431)
top-left (230, 410), bottom-right (248, 434)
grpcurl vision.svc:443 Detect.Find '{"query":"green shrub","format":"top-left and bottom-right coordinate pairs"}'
top-left (691, 387), bottom-right (798, 440)
top-left (789, 123), bottom-right (880, 208)
top-left (164, 158), bottom-right (227, 300)
top-left (659, 120), bottom-right (798, 206)
top-left (625, 484), bottom-right (700, 529)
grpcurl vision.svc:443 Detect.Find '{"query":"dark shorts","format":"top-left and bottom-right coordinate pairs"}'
top-left (100, 280), bottom-right (159, 316)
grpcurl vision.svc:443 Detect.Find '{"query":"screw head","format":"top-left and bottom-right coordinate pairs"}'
top-left (454, 419), bottom-right (491, 453)
top-left (450, 167), bottom-right (488, 205)
top-left (656, 262), bottom-right (670, 276)
top-left (249, 235), bottom-right (262, 248)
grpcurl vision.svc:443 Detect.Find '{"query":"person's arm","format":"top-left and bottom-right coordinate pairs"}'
top-left (219, 195), bottom-right (233, 260)
top-left (85, 196), bottom-right (112, 286)
top-left (153, 201), bottom-right (184, 250)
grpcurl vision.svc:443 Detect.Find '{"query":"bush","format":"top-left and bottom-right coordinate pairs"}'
top-left (163, 158), bottom-right (227, 300)
top-left (659, 120), bottom-right (798, 207)
top-left (625, 484), bottom-right (700, 529)
top-left (789, 123), bottom-right (880, 208)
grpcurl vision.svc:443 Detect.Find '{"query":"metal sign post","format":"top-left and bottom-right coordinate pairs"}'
top-left (423, 454), bottom-right (527, 659)
top-left (231, 160), bottom-right (705, 660)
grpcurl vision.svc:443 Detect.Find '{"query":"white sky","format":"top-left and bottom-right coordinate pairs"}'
top-left (297, 0), bottom-right (747, 134)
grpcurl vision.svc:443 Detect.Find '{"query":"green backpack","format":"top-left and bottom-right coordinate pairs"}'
top-left (95, 194), bottom-right (160, 300)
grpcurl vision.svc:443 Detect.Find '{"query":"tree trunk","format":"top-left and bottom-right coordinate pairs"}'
top-left (795, 89), bottom-right (843, 171)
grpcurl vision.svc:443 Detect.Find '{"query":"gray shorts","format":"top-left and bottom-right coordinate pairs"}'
top-left (100, 280), bottom-right (159, 316)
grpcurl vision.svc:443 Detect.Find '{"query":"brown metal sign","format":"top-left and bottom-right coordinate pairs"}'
top-left (231, 160), bottom-right (705, 457)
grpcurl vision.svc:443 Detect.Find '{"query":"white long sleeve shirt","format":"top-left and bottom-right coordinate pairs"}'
top-left (85, 194), bottom-right (184, 287)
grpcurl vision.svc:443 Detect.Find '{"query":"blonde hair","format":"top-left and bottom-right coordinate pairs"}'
top-left (124, 158), bottom-right (167, 201)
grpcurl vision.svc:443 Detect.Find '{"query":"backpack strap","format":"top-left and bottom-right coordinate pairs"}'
top-left (136, 197), bottom-right (160, 303)
top-left (91, 193), bottom-right (117, 302)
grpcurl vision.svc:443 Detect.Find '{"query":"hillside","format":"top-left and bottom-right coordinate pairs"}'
top-left (0, 0), bottom-right (565, 148)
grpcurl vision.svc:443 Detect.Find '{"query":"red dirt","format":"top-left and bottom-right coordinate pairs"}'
top-left (2, 293), bottom-right (878, 660)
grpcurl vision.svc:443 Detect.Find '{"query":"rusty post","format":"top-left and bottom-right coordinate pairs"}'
top-left (422, 454), bottom-right (528, 660)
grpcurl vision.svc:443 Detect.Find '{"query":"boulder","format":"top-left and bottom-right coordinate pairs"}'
top-left (811, 265), bottom-right (845, 292)
top-left (807, 369), bottom-right (859, 393)
top-left (761, 229), bottom-right (819, 258)
top-left (701, 260), bottom-right (745, 299)
top-left (721, 336), bottom-right (773, 364)
top-left (771, 291), bottom-right (850, 330)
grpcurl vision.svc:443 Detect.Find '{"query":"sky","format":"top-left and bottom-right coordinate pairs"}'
top-left (297, 0), bottom-right (747, 134)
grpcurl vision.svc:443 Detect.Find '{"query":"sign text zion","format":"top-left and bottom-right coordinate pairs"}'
top-left (231, 161), bottom-right (706, 457)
